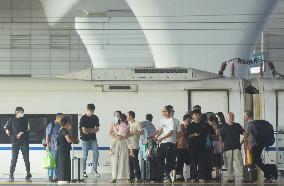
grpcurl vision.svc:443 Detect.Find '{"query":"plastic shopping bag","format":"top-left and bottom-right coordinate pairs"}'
top-left (42, 151), bottom-right (56, 169)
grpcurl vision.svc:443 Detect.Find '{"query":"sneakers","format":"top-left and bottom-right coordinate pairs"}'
top-left (163, 175), bottom-right (172, 183)
top-left (49, 177), bottom-right (53, 182)
top-left (199, 179), bottom-right (206, 183)
top-left (175, 175), bottom-right (185, 182)
top-left (8, 175), bottom-right (14, 182)
top-left (91, 171), bottom-right (100, 178)
top-left (163, 179), bottom-right (172, 183)
top-left (110, 179), bottom-right (116, 183)
top-left (83, 172), bottom-right (88, 178)
top-left (25, 173), bottom-right (32, 182)
top-left (7, 174), bottom-right (32, 183)
top-left (190, 179), bottom-right (197, 183)
top-left (264, 177), bottom-right (273, 183)
top-left (53, 178), bottom-right (58, 183)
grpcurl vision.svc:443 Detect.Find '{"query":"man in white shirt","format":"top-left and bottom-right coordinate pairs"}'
top-left (155, 105), bottom-right (177, 183)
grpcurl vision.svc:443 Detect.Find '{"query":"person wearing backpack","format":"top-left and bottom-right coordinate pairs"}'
top-left (139, 114), bottom-right (157, 182)
top-left (244, 110), bottom-right (277, 182)
top-left (139, 114), bottom-right (156, 160)
top-left (45, 113), bottom-right (64, 183)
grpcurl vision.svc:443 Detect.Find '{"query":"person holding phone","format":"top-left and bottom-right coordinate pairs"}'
top-left (186, 109), bottom-right (214, 183)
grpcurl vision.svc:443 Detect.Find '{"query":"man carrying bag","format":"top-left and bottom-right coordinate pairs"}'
top-left (244, 110), bottom-right (277, 183)
top-left (45, 113), bottom-right (63, 183)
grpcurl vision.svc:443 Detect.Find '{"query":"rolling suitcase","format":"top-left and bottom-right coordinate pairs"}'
top-left (243, 164), bottom-right (258, 183)
top-left (71, 144), bottom-right (84, 182)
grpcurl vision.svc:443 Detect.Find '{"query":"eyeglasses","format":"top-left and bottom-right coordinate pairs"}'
top-left (162, 110), bottom-right (167, 113)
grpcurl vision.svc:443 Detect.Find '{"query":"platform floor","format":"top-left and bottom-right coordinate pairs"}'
top-left (0, 173), bottom-right (284, 185)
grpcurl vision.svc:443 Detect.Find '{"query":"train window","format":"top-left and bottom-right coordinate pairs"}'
top-left (0, 114), bottom-right (78, 144)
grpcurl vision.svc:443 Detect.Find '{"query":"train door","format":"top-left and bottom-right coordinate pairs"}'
top-left (188, 90), bottom-right (229, 114)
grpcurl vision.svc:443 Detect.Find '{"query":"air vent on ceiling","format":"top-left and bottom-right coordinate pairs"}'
top-left (102, 84), bottom-right (138, 92)
top-left (109, 85), bottom-right (131, 90)
top-left (11, 35), bottom-right (31, 49)
top-left (134, 68), bottom-right (188, 74)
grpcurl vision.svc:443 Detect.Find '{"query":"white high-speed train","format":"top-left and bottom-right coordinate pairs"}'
top-left (0, 68), bottom-right (282, 178)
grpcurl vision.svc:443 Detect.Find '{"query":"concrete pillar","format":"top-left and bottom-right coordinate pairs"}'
top-left (126, 0), bottom-right (278, 74)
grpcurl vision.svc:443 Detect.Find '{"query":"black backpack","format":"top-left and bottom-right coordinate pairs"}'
top-left (253, 120), bottom-right (275, 147)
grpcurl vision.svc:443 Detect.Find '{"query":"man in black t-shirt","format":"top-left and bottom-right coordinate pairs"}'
top-left (186, 109), bottom-right (214, 183)
top-left (79, 103), bottom-right (100, 178)
top-left (4, 107), bottom-right (32, 182)
top-left (221, 112), bottom-right (246, 183)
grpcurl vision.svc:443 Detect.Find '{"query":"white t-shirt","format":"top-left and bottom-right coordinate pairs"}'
top-left (160, 117), bottom-right (177, 144)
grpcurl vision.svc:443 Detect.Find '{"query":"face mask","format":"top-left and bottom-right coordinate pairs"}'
top-left (114, 115), bottom-right (119, 124)
top-left (87, 111), bottom-right (94, 116)
top-left (18, 113), bottom-right (24, 118)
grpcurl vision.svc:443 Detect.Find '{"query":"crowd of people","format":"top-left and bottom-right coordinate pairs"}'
top-left (108, 105), bottom-right (276, 184)
top-left (3, 103), bottom-right (276, 183)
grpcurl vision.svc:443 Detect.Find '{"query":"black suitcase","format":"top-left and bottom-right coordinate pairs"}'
top-left (264, 164), bottom-right (278, 180)
top-left (243, 164), bottom-right (258, 183)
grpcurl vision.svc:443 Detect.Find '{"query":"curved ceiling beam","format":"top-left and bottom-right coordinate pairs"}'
top-left (40, 0), bottom-right (80, 26)
top-left (126, 0), bottom-right (278, 74)
top-left (75, 17), bottom-right (154, 68)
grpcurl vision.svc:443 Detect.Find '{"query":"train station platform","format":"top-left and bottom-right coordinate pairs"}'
top-left (0, 173), bottom-right (284, 185)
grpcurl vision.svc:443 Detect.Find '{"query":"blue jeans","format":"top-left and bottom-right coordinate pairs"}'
top-left (48, 148), bottom-right (58, 179)
top-left (82, 140), bottom-right (99, 173)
